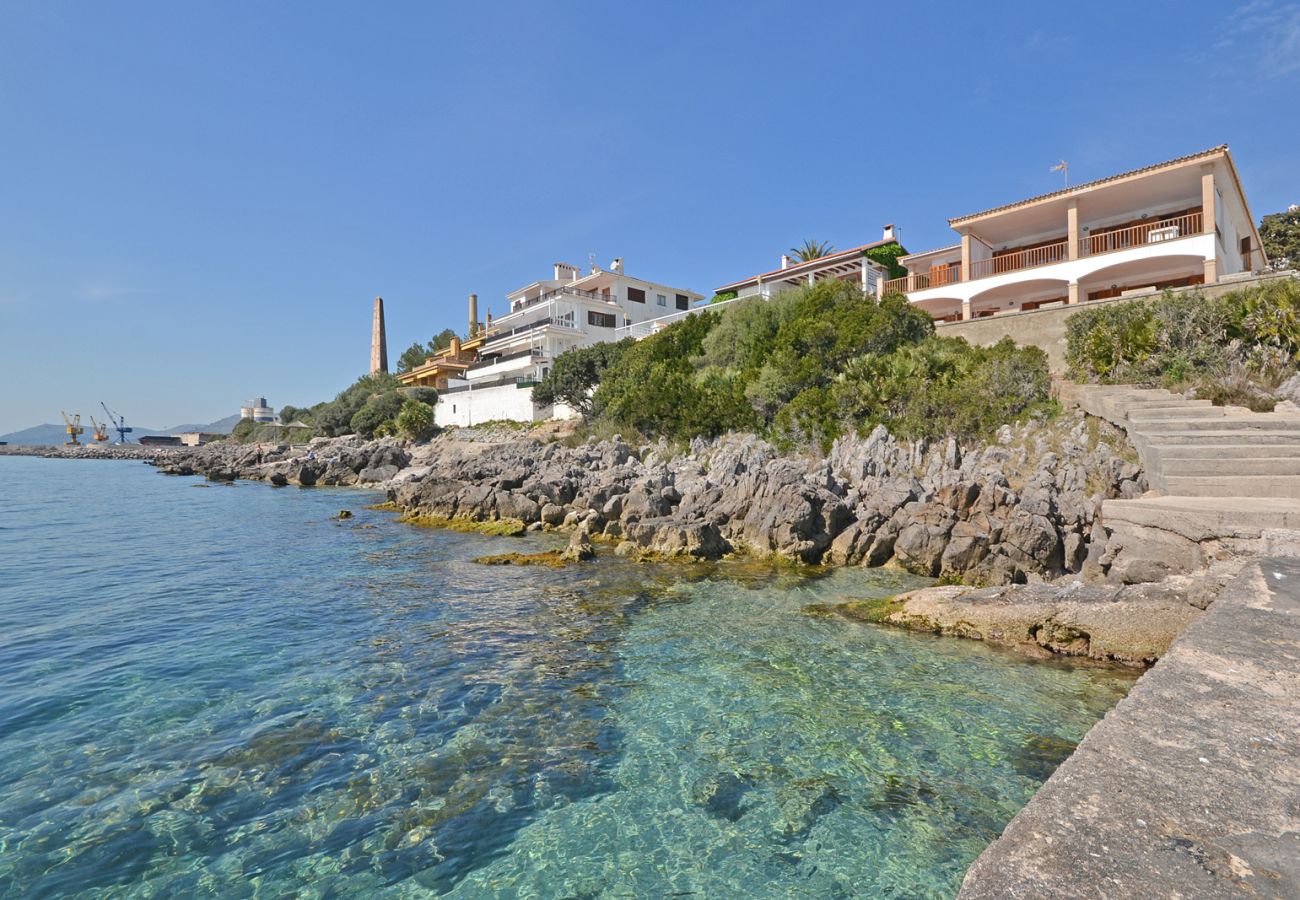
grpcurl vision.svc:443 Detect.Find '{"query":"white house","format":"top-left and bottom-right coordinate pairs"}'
top-left (715, 226), bottom-right (902, 301)
top-left (435, 259), bottom-right (703, 427)
top-left (885, 145), bottom-right (1266, 321)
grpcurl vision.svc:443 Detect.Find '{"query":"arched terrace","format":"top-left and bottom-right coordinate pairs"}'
top-left (1075, 254), bottom-right (1209, 303)
top-left (967, 278), bottom-right (1071, 319)
top-left (911, 296), bottom-right (963, 323)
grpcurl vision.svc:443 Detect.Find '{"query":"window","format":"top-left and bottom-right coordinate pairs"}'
top-left (588, 310), bottom-right (616, 327)
top-left (676, 294), bottom-right (689, 310)
top-left (656, 293), bottom-right (667, 306)
top-left (627, 287), bottom-right (646, 303)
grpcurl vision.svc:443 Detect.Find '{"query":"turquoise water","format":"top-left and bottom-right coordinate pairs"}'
top-left (0, 457), bottom-right (1134, 898)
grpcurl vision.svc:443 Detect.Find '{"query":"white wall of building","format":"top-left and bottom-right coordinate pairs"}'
top-left (434, 382), bottom-right (578, 427)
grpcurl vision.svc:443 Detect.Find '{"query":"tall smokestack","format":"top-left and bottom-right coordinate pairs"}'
top-left (370, 296), bottom-right (388, 375)
top-left (468, 292), bottom-right (479, 336)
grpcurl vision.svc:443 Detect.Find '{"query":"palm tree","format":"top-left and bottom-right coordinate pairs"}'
top-left (790, 239), bottom-right (835, 261)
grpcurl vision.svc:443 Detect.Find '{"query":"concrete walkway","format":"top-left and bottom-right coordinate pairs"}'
top-left (959, 558), bottom-right (1300, 898)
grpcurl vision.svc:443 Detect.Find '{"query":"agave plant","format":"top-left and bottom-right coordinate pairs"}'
top-left (790, 239), bottom-right (835, 261)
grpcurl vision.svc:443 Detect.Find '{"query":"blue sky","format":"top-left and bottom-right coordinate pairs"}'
top-left (2, 0), bottom-right (1298, 432)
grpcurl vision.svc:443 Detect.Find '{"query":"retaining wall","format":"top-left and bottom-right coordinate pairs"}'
top-left (936, 271), bottom-right (1297, 372)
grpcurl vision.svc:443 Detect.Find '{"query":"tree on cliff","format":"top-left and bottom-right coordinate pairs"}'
top-left (532, 339), bottom-right (635, 417)
top-left (397, 329), bottom-right (461, 373)
top-left (1260, 207), bottom-right (1300, 271)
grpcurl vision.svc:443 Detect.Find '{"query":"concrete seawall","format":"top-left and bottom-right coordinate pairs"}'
top-left (959, 558), bottom-right (1300, 898)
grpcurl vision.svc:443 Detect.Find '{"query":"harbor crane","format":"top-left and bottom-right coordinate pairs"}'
top-left (61, 411), bottom-right (84, 445)
top-left (100, 403), bottom-right (133, 444)
top-left (89, 417), bottom-right (110, 442)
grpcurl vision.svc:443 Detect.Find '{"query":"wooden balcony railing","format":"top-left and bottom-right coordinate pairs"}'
top-left (1081, 211), bottom-right (1202, 257)
top-left (884, 273), bottom-right (930, 294)
top-left (970, 240), bottom-right (1069, 280)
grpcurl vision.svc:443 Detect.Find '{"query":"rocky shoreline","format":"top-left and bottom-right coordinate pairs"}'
top-left (13, 410), bottom-right (1240, 666)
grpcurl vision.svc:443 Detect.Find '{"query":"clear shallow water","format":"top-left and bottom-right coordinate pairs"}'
top-left (0, 457), bottom-right (1135, 898)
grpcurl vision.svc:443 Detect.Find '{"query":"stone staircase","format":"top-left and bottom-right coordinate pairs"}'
top-left (1062, 384), bottom-right (1300, 578)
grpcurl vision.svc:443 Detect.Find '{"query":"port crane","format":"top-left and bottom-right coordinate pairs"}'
top-left (89, 417), bottom-right (110, 442)
top-left (100, 403), bottom-right (133, 444)
top-left (61, 411), bottom-right (84, 445)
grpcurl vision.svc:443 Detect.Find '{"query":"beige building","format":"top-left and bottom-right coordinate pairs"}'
top-left (886, 146), bottom-right (1266, 321)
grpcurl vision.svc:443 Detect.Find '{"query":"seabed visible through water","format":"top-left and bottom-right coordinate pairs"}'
top-left (0, 457), bottom-right (1135, 897)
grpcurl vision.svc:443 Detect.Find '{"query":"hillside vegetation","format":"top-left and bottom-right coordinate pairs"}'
top-left (1065, 278), bottom-right (1300, 409)
top-left (537, 281), bottom-right (1055, 450)
top-left (231, 374), bottom-right (438, 443)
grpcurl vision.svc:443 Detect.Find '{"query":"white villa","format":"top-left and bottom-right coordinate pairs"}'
top-left (885, 146), bottom-right (1266, 321)
top-left (434, 259), bottom-right (703, 426)
top-left (716, 226), bottom-right (902, 300)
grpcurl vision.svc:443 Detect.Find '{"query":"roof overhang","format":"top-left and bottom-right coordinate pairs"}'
top-left (949, 146), bottom-right (1230, 229)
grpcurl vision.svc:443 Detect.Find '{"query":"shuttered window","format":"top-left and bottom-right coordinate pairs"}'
top-left (627, 287), bottom-right (646, 303)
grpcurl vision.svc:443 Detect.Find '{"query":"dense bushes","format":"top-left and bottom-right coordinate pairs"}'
top-left (561, 281), bottom-right (1054, 449)
top-left (245, 373), bottom-right (438, 442)
top-left (1065, 279), bottom-right (1300, 406)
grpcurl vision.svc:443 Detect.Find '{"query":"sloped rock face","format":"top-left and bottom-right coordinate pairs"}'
top-left (154, 413), bottom-right (1142, 584)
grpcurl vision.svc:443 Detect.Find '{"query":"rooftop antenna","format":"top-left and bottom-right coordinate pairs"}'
top-left (589, 252), bottom-right (597, 273)
top-left (1050, 159), bottom-right (1069, 187)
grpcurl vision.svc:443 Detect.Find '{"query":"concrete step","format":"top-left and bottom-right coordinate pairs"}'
top-left (1149, 444), bottom-right (1300, 459)
top-left (1161, 475), bottom-right (1300, 499)
top-left (1101, 496), bottom-right (1300, 540)
top-left (1156, 458), bottom-right (1300, 477)
top-left (1127, 406), bottom-right (1225, 422)
top-left (1140, 430), bottom-right (1300, 446)
top-left (1134, 415), bottom-right (1300, 433)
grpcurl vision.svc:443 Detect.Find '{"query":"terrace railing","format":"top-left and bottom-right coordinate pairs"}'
top-left (1080, 211), bottom-right (1202, 257)
top-left (970, 240), bottom-right (1069, 280)
top-left (884, 272), bottom-right (932, 294)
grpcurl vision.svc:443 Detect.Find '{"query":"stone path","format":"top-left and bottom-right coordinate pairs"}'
top-left (959, 557), bottom-right (1300, 898)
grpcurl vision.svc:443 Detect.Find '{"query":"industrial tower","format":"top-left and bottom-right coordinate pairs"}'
top-left (370, 296), bottom-right (388, 375)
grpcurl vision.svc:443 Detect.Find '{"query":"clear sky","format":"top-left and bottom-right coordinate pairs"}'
top-left (2, 0), bottom-right (1298, 432)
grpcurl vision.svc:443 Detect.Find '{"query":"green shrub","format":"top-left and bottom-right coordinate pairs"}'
top-left (349, 390), bottom-right (405, 438)
top-left (567, 280), bottom-right (1049, 449)
top-left (1065, 280), bottom-right (1300, 392)
top-left (533, 339), bottom-right (633, 415)
top-left (395, 399), bottom-right (435, 440)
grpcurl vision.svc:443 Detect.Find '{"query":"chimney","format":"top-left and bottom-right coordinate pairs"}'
top-left (611, 257), bottom-right (624, 274)
top-left (449, 335), bottom-right (461, 357)
top-left (554, 262), bottom-right (581, 281)
top-left (780, 254), bottom-right (792, 269)
top-left (882, 224), bottom-right (897, 243)
top-left (468, 292), bottom-right (478, 336)
top-left (370, 296), bottom-right (388, 375)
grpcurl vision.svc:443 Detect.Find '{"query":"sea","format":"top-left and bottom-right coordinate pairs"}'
top-left (0, 456), bottom-right (1134, 898)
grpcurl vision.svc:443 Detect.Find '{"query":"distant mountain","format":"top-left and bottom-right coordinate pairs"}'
top-left (1, 413), bottom-right (241, 446)
top-left (165, 413), bottom-right (242, 434)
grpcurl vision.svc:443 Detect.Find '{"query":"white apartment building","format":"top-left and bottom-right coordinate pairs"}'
top-left (436, 259), bottom-right (703, 426)
top-left (885, 146), bottom-right (1265, 321)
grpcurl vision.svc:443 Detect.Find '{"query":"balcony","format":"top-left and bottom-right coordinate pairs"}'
top-left (891, 210), bottom-right (1206, 296)
top-left (971, 240), bottom-right (1068, 279)
top-left (1080, 211), bottom-right (1201, 257)
top-left (513, 285), bottom-right (618, 311)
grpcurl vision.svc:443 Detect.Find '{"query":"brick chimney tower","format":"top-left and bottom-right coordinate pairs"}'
top-left (370, 296), bottom-right (388, 375)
